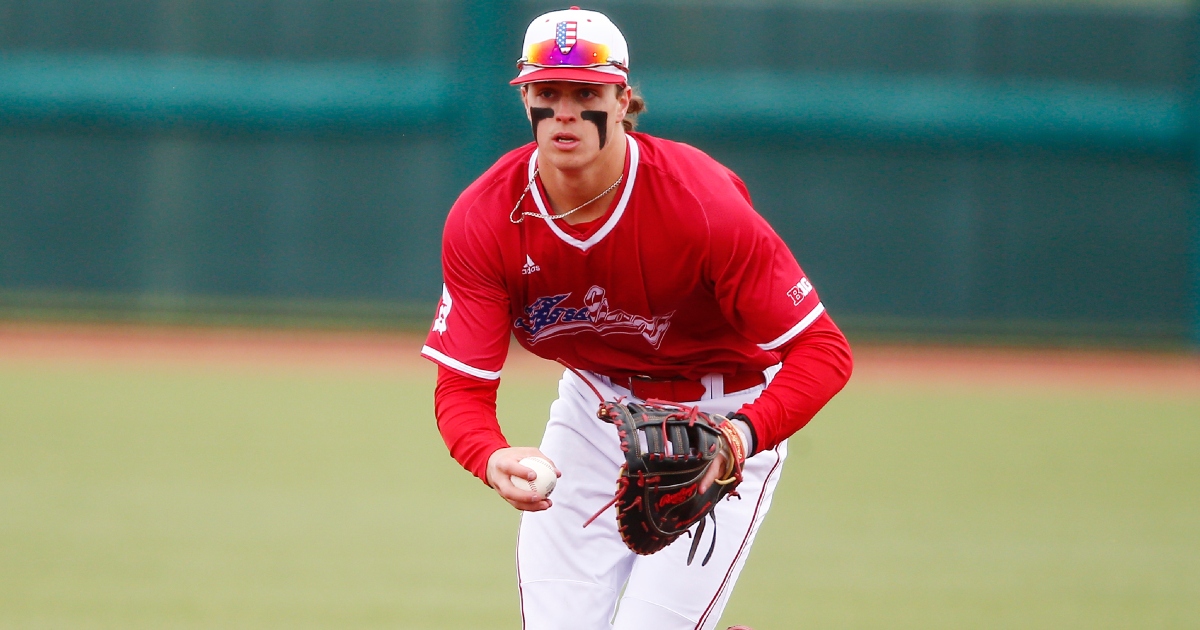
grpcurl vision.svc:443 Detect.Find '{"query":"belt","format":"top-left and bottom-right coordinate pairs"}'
top-left (609, 372), bottom-right (766, 403)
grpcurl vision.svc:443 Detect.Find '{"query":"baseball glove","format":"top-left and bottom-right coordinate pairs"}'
top-left (584, 400), bottom-right (748, 565)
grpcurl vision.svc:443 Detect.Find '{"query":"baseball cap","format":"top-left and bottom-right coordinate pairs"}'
top-left (511, 6), bottom-right (629, 86)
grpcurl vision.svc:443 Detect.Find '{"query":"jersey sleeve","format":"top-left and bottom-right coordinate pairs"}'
top-left (421, 199), bottom-right (512, 380)
top-left (705, 174), bottom-right (826, 350)
top-left (435, 365), bottom-right (508, 483)
top-left (734, 311), bottom-right (853, 451)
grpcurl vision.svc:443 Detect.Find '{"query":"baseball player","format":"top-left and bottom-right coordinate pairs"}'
top-left (422, 7), bottom-right (852, 629)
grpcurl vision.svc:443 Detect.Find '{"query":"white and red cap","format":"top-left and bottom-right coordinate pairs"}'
top-left (511, 6), bottom-right (630, 85)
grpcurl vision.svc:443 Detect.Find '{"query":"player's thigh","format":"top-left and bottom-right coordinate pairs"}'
top-left (519, 578), bottom-right (624, 630)
top-left (517, 381), bottom-right (635, 628)
top-left (516, 418), bottom-right (631, 589)
top-left (612, 444), bottom-right (788, 630)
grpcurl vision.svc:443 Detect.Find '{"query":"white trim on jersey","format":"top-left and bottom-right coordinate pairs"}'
top-left (527, 135), bottom-right (641, 252)
top-left (420, 345), bottom-right (503, 380)
top-left (758, 302), bottom-right (826, 351)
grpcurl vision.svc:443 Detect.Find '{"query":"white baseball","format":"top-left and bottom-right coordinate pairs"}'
top-left (510, 456), bottom-right (557, 499)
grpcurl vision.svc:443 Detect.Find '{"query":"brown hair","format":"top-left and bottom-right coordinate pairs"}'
top-left (621, 84), bottom-right (646, 131)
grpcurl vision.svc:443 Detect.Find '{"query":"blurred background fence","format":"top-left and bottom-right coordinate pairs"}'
top-left (0, 0), bottom-right (1197, 346)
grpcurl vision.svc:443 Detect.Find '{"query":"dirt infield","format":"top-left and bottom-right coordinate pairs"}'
top-left (0, 322), bottom-right (559, 376)
top-left (1, 322), bottom-right (1197, 395)
top-left (851, 343), bottom-right (1199, 396)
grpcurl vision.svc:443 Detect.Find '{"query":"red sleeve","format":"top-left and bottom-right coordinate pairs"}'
top-left (434, 365), bottom-right (509, 483)
top-left (703, 173), bottom-right (825, 352)
top-left (734, 311), bottom-right (853, 453)
top-left (421, 192), bottom-right (512, 380)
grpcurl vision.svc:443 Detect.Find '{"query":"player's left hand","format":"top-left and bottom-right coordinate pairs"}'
top-left (700, 419), bottom-right (748, 494)
top-left (698, 451), bottom-right (728, 494)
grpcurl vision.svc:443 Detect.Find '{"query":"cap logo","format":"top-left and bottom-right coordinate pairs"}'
top-left (556, 21), bottom-right (577, 54)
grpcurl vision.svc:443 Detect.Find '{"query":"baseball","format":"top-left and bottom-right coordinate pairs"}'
top-left (511, 456), bottom-right (557, 499)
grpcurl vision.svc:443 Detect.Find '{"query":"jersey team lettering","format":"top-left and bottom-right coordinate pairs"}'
top-left (515, 285), bottom-right (674, 348)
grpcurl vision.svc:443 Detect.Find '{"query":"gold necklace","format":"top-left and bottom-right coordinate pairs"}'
top-left (509, 167), bottom-right (624, 224)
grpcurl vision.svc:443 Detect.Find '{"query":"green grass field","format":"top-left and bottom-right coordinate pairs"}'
top-left (1, 347), bottom-right (1197, 629)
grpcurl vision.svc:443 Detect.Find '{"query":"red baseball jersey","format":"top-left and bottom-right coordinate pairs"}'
top-left (421, 132), bottom-right (825, 381)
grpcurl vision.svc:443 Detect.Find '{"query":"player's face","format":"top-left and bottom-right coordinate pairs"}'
top-left (522, 81), bottom-right (629, 171)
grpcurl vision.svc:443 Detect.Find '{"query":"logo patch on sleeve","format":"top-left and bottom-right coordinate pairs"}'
top-left (787, 277), bottom-right (814, 306)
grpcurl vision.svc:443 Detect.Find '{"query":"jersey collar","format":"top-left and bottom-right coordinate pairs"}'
top-left (526, 135), bottom-right (640, 252)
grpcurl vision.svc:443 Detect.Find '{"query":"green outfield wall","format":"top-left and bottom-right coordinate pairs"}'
top-left (0, 0), bottom-right (1197, 345)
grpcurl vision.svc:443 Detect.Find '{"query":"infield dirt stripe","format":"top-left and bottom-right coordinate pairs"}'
top-left (0, 322), bottom-right (1196, 394)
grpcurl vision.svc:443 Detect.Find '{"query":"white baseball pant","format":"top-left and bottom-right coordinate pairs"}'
top-left (516, 368), bottom-right (788, 630)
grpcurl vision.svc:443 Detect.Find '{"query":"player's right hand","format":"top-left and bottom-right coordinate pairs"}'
top-left (486, 446), bottom-right (561, 512)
